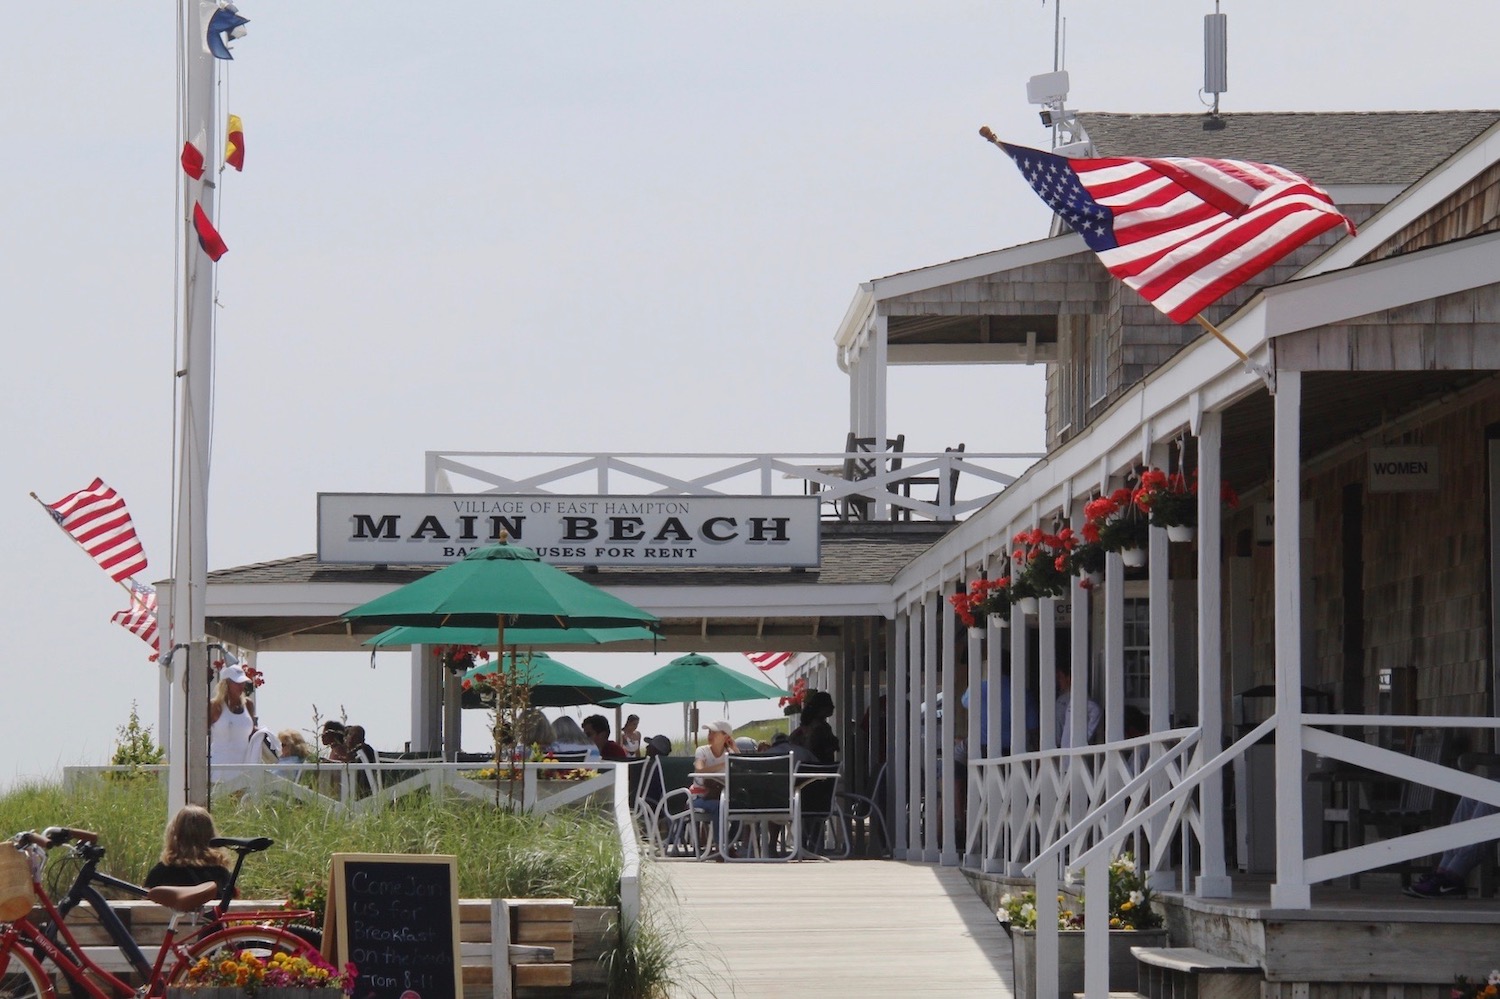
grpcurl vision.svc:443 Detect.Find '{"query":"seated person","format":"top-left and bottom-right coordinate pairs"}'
top-left (515, 709), bottom-right (556, 753)
top-left (344, 725), bottom-right (378, 797)
top-left (1404, 795), bottom-right (1500, 898)
top-left (582, 714), bottom-right (630, 761)
top-left (320, 721), bottom-right (351, 763)
top-left (144, 805), bottom-right (231, 893)
top-left (639, 734), bottom-right (672, 812)
top-left (692, 721), bottom-right (737, 851)
top-left (549, 715), bottom-right (595, 758)
top-left (789, 690), bottom-right (839, 765)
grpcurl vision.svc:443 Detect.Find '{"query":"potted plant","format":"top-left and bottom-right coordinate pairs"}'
top-left (1010, 529), bottom-right (1075, 613)
top-left (998, 853), bottom-right (1165, 999)
top-left (171, 949), bottom-right (356, 997)
top-left (1060, 537), bottom-right (1106, 589)
top-left (949, 575), bottom-right (1014, 629)
top-left (1132, 467), bottom-right (1241, 543)
top-left (1083, 489), bottom-right (1149, 567)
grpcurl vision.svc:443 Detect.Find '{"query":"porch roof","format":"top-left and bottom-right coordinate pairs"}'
top-left (193, 522), bottom-right (951, 654)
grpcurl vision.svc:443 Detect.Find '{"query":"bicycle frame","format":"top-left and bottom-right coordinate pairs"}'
top-left (4, 832), bottom-right (315, 999)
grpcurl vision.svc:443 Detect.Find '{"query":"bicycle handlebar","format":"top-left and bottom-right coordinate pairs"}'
top-left (11, 827), bottom-right (99, 849)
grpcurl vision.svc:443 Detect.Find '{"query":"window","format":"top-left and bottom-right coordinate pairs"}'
top-left (1122, 596), bottom-right (1150, 705)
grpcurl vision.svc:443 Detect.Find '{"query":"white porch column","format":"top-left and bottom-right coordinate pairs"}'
top-left (940, 581), bottom-right (959, 866)
top-left (1093, 550), bottom-right (1123, 827)
top-left (1271, 370), bottom-right (1311, 909)
top-left (1197, 411), bottom-right (1232, 896)
top-left (923, 589), bottom-right (940, 862)
top-left (985, 608), bottom-right (1006, 873)
top-left (893, 609), bottom-right (911, 858)
top-left (1145, 444), bottom-right (1171, 857)
top-left (907, 600), bottom-right (924, 859)
top-left (411, 645), bottom-right (442, 753)
top-left (965, 622), bottom-right (982, 867)
top-left (1008, 598), bottom-right (1029, 875)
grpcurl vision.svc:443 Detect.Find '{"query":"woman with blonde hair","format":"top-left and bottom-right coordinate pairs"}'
top-left (208, 664), bottom-right (257, 770)
top-left (144, 805), bottom-right (231, 891)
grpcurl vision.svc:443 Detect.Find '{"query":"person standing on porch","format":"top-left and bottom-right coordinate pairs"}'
top-left (1055, 663), bottom-right (1101, 749)
top-left (208, 664), bottom-right (256, 772)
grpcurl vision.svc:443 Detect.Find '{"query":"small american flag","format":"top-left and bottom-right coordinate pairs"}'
top-left (112, 579), bottom-right (161, 661)
top-left (45, 478), bottom-right (149, 582)
top-left (998, 141), bottom-right (1355, 323)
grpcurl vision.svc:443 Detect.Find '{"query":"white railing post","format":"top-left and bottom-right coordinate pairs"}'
top-left (985, 608), bottom-right (1006, 872)
top-left (1082, 854), bottom-right (1109, 999)
top-left (1271, 370), bottom-right (1311, 910)
top-left (1036, 860), bottom-right (1060, 999)
top-left (1009, 600), bottom-right (1029, 874)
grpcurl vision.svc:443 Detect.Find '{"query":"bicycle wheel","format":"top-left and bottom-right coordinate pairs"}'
top-left (163, 924), bottom-right (316, 991)
top-left (0, 943), bottom-right (56, 999)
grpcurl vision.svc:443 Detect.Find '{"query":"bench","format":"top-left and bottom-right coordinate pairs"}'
top-left (31, 896), bottom-right (574, 998)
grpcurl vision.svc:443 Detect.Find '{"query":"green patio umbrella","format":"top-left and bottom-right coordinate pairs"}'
top-left (342, 542), bottom-right (660, 646)
top-left (610, 652), bottom-right (786, 705)
top-left (364, 624), bottom-right (658, 650)
top-left (459, 651), bottom-right (625, 709)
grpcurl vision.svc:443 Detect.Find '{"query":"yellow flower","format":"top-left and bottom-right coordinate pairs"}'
top-left (1109, 916), bottom-right (1122, 928)
top-left (1120, 900), bottom-right (1134, 911)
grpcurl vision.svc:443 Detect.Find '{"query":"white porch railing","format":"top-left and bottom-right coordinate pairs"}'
top-left (65, 760), bottom-right (623, 814)
top-left (971, 713), bottom-right (1500, 999)
top-left (425, 450), bottom-right (1042, 522)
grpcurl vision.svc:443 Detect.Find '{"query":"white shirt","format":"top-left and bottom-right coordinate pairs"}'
top-left (1055, 693), bottom-right (1102, 748)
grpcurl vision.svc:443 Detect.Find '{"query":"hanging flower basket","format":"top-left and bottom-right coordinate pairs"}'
top-left (1165, 524), bottom-right (1196, 543)
top-left (1120, 547), bottom-right (1147, 568)
top-left (1132, 467), bottom-right (1239, 537)
top-left (1083, 489), bottom-right (1149, 562)
top-left (1015, 595), bottom-right (1039, 616)
top-left (949, 575), bottom-right (1014, 628)
top-left (989, 612), bottom-right (1010, 629)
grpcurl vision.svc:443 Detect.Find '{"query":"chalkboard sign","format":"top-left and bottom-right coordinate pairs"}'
top-left (325, 853), bottom-right (462, 999)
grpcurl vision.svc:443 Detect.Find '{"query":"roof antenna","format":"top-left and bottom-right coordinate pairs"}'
top-left (1202, 1), bottom-right (1228, 128)
top-left (1027, 1), bottom-right (1091, 156)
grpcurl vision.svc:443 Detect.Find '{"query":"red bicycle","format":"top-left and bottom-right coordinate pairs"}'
top-left (0, 826), bottom-right (319, 998)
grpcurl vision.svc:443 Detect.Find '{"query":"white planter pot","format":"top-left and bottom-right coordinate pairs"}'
top-left (1165, 524), bottom-right (1196, 543)
top-left (1120, 547), bottom-right (1147, 568)
top-left (988, 613), bottom-right (1010, 629)
top-left (1016, 596), bottom-right (1039, 615)
top-left (1081, 570), bottom-right (1103, 587)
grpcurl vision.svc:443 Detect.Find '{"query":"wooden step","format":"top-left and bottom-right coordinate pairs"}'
top-left (1133, 947), bottom-right (1261, 999)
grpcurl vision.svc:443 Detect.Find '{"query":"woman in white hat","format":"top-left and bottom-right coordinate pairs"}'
top-left (691, 720), bottom-right (737, 855)
top-left (208, 664), bottom-right (257, 770)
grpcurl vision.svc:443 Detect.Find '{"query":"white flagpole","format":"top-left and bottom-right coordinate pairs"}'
top-left (168, 0), bottom-right (221, 815)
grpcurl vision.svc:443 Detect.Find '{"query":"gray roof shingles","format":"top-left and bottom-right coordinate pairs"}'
top-left (1077, 110), bottom-right (1500, 187)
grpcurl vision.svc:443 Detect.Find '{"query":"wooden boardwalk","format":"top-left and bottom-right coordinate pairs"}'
top-left (651, 859), bottom-right (1015, 999)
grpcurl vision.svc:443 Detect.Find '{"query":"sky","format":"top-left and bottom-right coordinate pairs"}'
top-left (5, 1), bottom-right (1498, 788)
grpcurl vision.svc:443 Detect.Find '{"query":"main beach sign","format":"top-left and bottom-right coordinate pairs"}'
top-left (317, 493), bottom-right (821, 567)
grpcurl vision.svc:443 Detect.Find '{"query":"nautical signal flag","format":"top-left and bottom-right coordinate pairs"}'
top-left (112, 580), bottom-right (161, 661)
top-left (44, 478), bottom-right (149, 583)
top-left (992, 139), bottom-right (1356, 323)
top-left (180, 136), bottom-right (206, 180)
top-left (224, 114), bottom-right (244, 171)
top-left (192, 202), bottom-right (228, 261)
top-left (204, 3), bottom-right (249, 60)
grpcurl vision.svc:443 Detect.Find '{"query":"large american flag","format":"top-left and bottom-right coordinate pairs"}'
top-left (999, 141), bottom-right (1355, 323)
top-left (112, 579), bottom-right (161, 661)
top-left (45, 478), bottom-right (149, 582)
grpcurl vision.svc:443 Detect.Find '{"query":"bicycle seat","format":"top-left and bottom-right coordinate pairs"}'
top-left (209, 836), bottom-right (272, 853)
top-left (146, 882), bottom-right (220, 912)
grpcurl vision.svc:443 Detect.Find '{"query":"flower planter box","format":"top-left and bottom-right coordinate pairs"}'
top-left (165, 984), bottom-right (343, 990)
top-left (1009, 927), bottom-right (1167, 999)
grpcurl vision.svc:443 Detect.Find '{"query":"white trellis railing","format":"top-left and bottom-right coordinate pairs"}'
top-left (425, 450), bottom-right (1042, 522)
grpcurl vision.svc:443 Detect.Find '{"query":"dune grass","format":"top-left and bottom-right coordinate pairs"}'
top-left (0, 777), bottom-right (624, 906)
